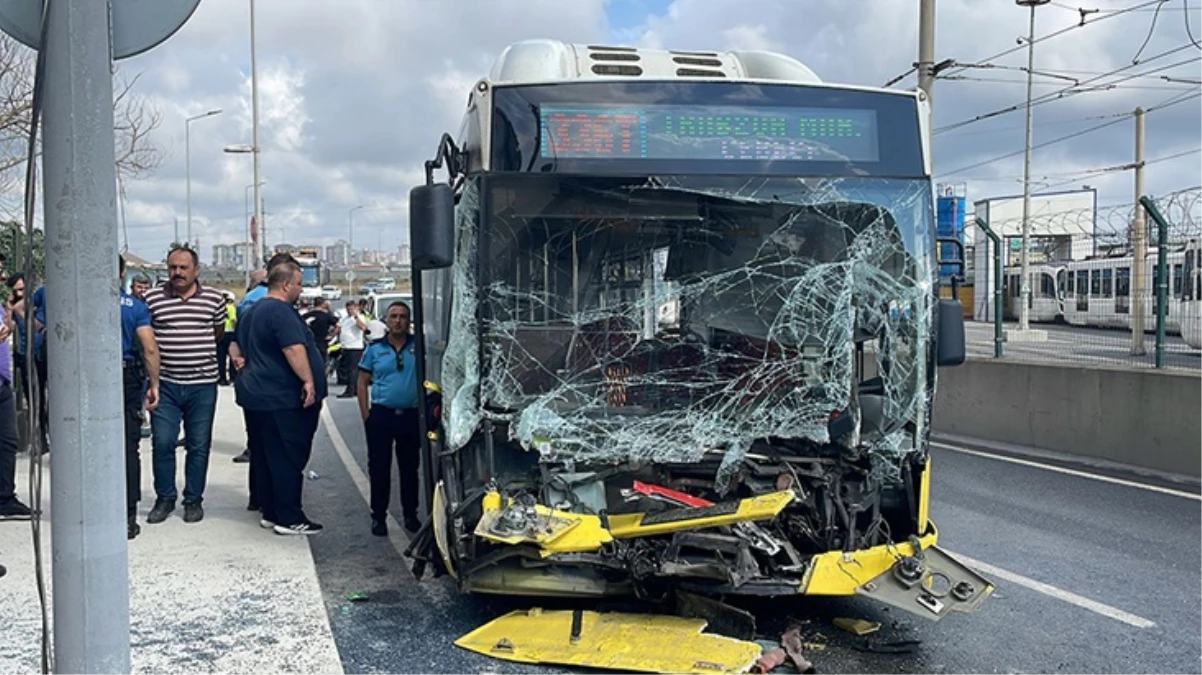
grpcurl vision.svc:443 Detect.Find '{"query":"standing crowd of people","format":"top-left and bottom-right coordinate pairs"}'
top-left (0, 246), bottom-right (426, 544)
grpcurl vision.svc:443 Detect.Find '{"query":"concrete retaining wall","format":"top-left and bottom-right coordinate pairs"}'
top-left (933, 359), bottom-right (1202, 478)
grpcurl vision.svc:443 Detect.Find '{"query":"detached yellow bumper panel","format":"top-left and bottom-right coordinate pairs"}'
top-left (455, 608), bottom-right (762, 674)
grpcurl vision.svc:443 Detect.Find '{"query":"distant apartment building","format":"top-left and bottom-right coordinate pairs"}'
top-left (325, 239), bottom-right (351, 266)
top-left (398, 244), bottom-right (411, 266)
top-left (213, 242), bottom-right (256, 269)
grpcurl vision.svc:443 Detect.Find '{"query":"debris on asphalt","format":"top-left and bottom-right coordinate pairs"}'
top-left (781, 626), bottom-right (816, 674)
top-left (850, 639), bottom-right (922, 654)
top-left (307, 470), bottom-right (320, 480)
top-left (346, 591), bottom-right (369, 602)
top-left (752, 647), bottom-right (789, 673)
top-left (675, 591), bottom-right (756, 641)
top-left (455, 607), bottom-right (761, 674)
top-left (832, 617), bottom-right (881, 636)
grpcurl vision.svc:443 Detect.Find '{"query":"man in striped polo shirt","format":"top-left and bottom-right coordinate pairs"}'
top-left (143, 246), bottom-right (227, 525)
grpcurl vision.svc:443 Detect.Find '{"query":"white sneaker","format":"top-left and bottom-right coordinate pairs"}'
top-left (259, 519), bottom-right (275, 529)
top-left (273, 521), bottom-right (323, 536)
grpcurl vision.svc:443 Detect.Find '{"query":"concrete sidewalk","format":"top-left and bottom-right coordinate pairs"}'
top-left (0, 387), bottom-right (343, 674)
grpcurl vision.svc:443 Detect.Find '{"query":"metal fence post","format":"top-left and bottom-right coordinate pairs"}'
top-left (1139, 196), bottom-right (1169, 368)
top-left (975, 217), bottom-right (1004, 358)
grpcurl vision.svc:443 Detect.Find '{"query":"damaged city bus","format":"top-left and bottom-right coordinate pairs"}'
top-left (404, 40), bottom-right (992, 623)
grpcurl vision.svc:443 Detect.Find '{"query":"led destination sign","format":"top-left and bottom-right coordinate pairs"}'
top-left (539, 105), bottom-right (879, 163)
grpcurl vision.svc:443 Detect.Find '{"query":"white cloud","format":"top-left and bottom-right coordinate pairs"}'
top-left (21, 0), bottom-right (1191, 263)
top-left (722, 24), bottom-right (781, 52)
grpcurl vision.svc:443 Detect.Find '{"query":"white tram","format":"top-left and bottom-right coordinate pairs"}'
top-left (1062, 247), bottom-right (1186, 334)
top-left (1001, 263), bottom-right (1065, 323)
top-left (1180, 238), bottom-right (1201, 349)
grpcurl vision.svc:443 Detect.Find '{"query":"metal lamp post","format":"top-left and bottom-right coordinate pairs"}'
top-left (185, 108), bottom-right (222, 245)
top-left (1016, 0), bottom-right (1049, 333)
top-left (349, 204), bottom-right (365, 288)
top-left (243, 180), bottom-right (265, 286)
top-left (249, 0), bottom-right (264, 268)
top-left (226, 143), bottom-right (257, 272)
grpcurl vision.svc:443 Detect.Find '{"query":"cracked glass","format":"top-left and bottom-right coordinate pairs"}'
top-left (439, 174), bottom-right (937, 489)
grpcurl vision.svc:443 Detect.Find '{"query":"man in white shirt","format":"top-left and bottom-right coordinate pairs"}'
top-left (336, 301), bottom-right (368, 398)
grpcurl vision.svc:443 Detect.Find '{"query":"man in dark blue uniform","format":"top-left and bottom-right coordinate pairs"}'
top-left (357, 301), bottom-right (421, 535)
top-left (233, 261), bottom-right (327, 535)
top-left (119, 255), bottom-right (160, 539)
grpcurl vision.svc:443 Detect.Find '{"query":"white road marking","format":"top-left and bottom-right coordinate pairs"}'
top-left (947, 550), bottom-right (1157, 629)
top-left (321, 409), bottom-right (1166, 630)
top-left (319, 405), bottom-right (412, 557)
top-left (932, 442), bottom-right (1201, 501)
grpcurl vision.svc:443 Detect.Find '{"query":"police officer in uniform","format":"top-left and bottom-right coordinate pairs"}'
top-left (357, 301), bottom-right (421, 535)
top-left (120, 255), bottom-right (160, 539)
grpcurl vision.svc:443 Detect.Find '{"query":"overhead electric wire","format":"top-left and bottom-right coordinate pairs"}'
top-left (1131, 0), bottom-right (1170, 63)
top-left (21, 0), bottom-right (52, 672)
top-left (938, 90), bottom-right (1200, 176)
top-left (1186, 0), bottom-right (1202, 47)
top-left (932, 44), bottom-right (1202, 133)
top-left (941, 0), bottom-right (1167, 79)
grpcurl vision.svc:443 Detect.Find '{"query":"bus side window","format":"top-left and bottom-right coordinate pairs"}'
top-left (1173, 263), bottom-right (1183, 299)
top-left (1102, 268), bottom-right (1113, 298)
top-left (1090, 269), bottom-right (1101, 296)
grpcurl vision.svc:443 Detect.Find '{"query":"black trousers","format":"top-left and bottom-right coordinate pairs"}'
top-left (121, 365), bottom-right (144, 517)
top-left (365, 405), bottom-right (420, 520)
top-left (248, 406), bottom-right (320, 527)
top-left (0, 382), bottom-right (17, 502)
top-left (339, 349), bottom-right (363, 393)
top-left (217, 334), bottom-right (235, 384)
top-left (16, 357), bottom-right (48, 448)
top-left (244, 408), bottom-right (259, 505)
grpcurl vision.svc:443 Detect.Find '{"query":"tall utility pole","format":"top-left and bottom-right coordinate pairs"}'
top-left (349, 204), bottom-right (364, 287)
top-left (42, 2), bottom-right (128, 671)
top-left (1131, 106), bottom-right (1147, 354)
top-left (1016, 0), bottom-right (1049, 334)
top-left (184, 108), bottom-right (221, 245)
top-left (250, 0), bottom-right (264, 268)
top-left (917, 0), bottom-right (936, 128)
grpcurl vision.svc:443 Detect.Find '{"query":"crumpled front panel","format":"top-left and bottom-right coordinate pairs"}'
top-left (441, 176), bottom-right (935, 482)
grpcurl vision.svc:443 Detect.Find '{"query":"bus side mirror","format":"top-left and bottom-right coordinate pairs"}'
top-left (410, 183), bottom-right (454, 269)
top-left (936, 298), bottom-right (966, 367)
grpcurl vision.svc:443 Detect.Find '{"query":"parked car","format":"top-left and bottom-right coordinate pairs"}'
top-left (321, 285), bottom-right (342, 300)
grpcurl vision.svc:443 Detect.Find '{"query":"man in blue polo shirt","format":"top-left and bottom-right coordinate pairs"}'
top-left (120, 255), bottom-right (160, 539)
top-left (357, 300), bottom-right (421, 535)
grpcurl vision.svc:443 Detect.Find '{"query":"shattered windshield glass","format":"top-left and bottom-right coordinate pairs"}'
top-left (441, 175), bottom-right (935, 485)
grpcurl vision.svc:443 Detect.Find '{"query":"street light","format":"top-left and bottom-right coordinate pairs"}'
top-left (185, 108), bottom-right (223, 245)
top-left (226, 143), bottom-right (260, 264)
top-left (1016, 0), bottom-right (1049, 334)
top-left (249, 0), bottom-right (264, 269)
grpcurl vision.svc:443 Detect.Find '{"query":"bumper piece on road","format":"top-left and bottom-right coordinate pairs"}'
top-left (455, 607), bottom-right (761, 674)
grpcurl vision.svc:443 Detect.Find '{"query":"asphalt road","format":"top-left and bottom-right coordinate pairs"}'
top-left (303, 393), bottom-right (1201, 674)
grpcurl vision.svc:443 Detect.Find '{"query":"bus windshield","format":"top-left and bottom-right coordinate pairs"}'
top-left (441, 173), bottom-right (935, 469)
top-left (300, 265), bottom-right (320, 287)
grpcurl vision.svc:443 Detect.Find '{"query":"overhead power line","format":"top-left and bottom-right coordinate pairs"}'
top-left (937, 90), bottom-right (1200, 176)
top-left (934, 46), bottom-right (1199, 134)
top-left (941, 0), bottom-right (1167, 79)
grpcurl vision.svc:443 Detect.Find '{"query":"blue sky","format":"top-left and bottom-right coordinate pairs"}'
top-left (607, 0), bottom-right (673, 33)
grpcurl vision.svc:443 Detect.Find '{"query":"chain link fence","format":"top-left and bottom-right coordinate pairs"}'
top-left (965, 187), bottom-right (1201, 371)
